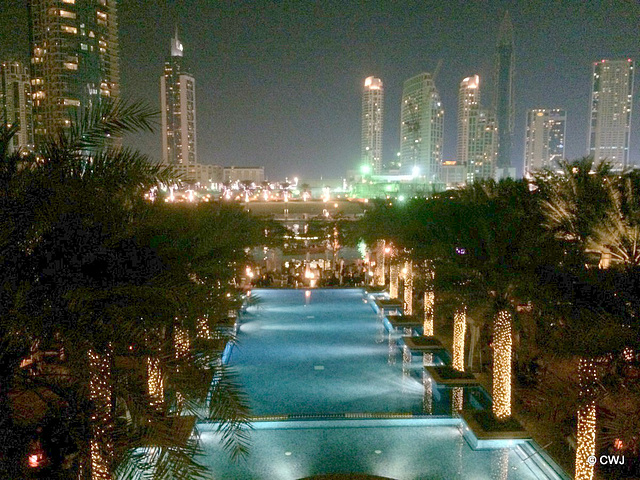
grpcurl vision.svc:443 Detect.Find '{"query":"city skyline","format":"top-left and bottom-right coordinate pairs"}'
top-left (1, 0), bottom-right (639, 178)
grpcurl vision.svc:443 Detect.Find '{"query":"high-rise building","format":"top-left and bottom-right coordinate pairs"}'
top-left (456, 75), bottom-right (497, 182)
top-left (161, 29), bottom-right (197, 170)
top-left (400, 72), bottom-right (444, 183)
top-left (457, 75), bottom-right (480, 165)
top-left (1, 60), bottom-right (34, 153)
top-left (361, 76), bottom-right (384, 175)
top-left (524, 108), bottom-right (566, 176)
top-left (28, 0), bottom-right (120, 142)
top-left (493, 12), bottom-right (515, 178)
top-left (588, 59), bottom-right (634, 170)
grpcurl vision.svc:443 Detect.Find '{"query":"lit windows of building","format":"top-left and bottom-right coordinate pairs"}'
top-left (361, 76), bottom-right (384, 175)
top-left (0, 60), bottom-right (35, 153)
top-left (524, 108), bottom-right (566, 177)
top-left (28, 0), bottom-right (120, 143)
top-left (588, 59), bottom-right (634, 170)
top-left (161, 28), bottom-right (198, 168)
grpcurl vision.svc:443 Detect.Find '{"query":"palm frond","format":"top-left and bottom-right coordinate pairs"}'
top-left (69, 98), bottom-right (158, 151)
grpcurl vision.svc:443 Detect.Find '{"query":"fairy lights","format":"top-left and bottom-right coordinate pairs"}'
top-left (197, 315), bottom-right (212, 339)
top-left (492, 310), bottom-right (512, 419)
top-left (423, 263), bottom-right (435, 336)
top-left (376, 240), bottom-right (386, 286)
top-left (147, 357), bottom-right (164, 408)
top-left (390, 263), bottom-right (399, 299)
top-left (423, 291), bottom-right (434, 336)
top-left (575, 357), bottom-right (598, 480)
top-left (174, 326), bottom-right (190, 359)
top-left (452, 307), bottom-right (466, 372)
top-left (403, 261), bottom-right (413, 315)
top-left (88, 349), bottom-right (112, 480)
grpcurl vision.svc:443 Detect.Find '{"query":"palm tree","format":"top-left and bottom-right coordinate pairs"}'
top-left (0, 101), bottom-right (256, 479)
top-left (536, 159), bottom-right (639, 480)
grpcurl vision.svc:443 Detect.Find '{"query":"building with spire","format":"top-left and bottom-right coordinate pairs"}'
top-left (399, 72), bottom-right (444, 183)
top-left (588, 59), bottom-right (634, 170)
top-left (361, 76), bottom-right (384, 175)
top-left (1, 60), bottom-right (34, 153)
top-left (28, 0), bottom-right (120, 143)
top-left (493, 12), bottom-right (515, 179)
top-left (160, 28), bottom-right (198, 175)
top-left (524, 108), bottom-right (566, 177)
top-left (456, 75), bottom-right (497, 182)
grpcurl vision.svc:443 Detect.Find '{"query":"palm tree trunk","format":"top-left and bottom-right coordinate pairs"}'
top-left (147, 357), bottom-right (164, 408)
top-left (452, 306), bottom-right (467, 372)
top-left (389, 263), bottom-right (399, 299)
top-left (492, 310), bottom-right (512, 419)
top-left (403, 260), bottom-right (413, 315)
top-left (88, 348), bottom-right (113, 480)
top-left (575, 357), bottom-right (598, 480)
top-left (423, 261), bottom-right (435, 336)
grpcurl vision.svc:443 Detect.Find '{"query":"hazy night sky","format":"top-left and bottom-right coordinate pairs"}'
top-left (1, 0), bottom-right (639, 179)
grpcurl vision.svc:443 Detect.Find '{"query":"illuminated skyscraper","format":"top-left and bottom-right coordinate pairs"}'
top-left (493, 12), bottom-right (515, 178)
top-left (161, 29), bottom-right (197, 170)
top-left (400, 72), bottom-right (444, 183)
top-left (0, 60), bottom-right (34, 152)
top-left (524, 108), bottom-right (566, 177)
top-left (28, 0), bottom-right (120, 142)
top-left (361, 76), bottom-right (384, 175)
top-left (588, 59), bottom-right (634, 170)
top-left (457, 75), bottom-right (497, 182)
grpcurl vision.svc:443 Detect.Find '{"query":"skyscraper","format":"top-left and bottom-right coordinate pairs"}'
top-left (493, 12), bottom-right (515, 178)
top-left (361, 76), bottom-right (384, 175)
top-left (456, 75), bottom-right (497, 182)
top-left (588, 59), bottom-right (634, 170)
top-left (1, 60), bottom-right (34, 153)
top-left (28, 0), bottom-right (120, 142)
top-left (400, 72), bottom-right (444, 183)
top-left (524, 109), bottom-right (566, 176)
top-left (161, 29), bottom-right (197, 171)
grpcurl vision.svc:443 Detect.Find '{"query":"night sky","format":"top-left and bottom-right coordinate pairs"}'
top-left (1, 0), bottom-right (639, 179)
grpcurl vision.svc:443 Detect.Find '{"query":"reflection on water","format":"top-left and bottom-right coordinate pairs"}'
top-left (423, 352), bottom-right (433, 366)
top-left (452, 386), bottom-right (464, 413)
top-left (492, 448), bottom-right (510, 480)
top-left (422, 371), bottom-right (433, 414)
top-left (387, 332), bottom-right (397, 365)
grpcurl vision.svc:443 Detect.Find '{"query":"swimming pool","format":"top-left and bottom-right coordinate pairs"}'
top-left (199, 289), bottom-right (569, 479)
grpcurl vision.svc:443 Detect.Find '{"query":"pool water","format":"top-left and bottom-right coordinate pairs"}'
top-left (199, 289), bottom-right (569, 480)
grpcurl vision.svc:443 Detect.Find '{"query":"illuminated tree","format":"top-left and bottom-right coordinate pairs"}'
top-left (403, 260), bottom-right (413, 315)
top-left (0, 103), bottom-right (259, 479)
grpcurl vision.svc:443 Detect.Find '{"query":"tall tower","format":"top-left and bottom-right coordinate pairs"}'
top-left (457, 75), bottom-right (481, 165)
top-left (361, 76), bottom-right (384, 175)
top-left (524, 108), bottom-right (566, 177)
top-left (28, 0), bottom-right (120, 142)
top-left (0, 60), bottom-right (34, 153)
top-left (493, 12), bottom-right (515, 177)
top-left (588, 59), bottom-right (634, 170)
top-left (400, 72), bottom-right (444, 183)
top-left (161, 28), bottom-right (197, 170)
top-left (457, 75), bottom-right (497, 182)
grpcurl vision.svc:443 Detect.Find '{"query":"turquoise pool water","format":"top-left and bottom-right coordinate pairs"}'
top-left (199, 288), bottom-right (569, 479)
